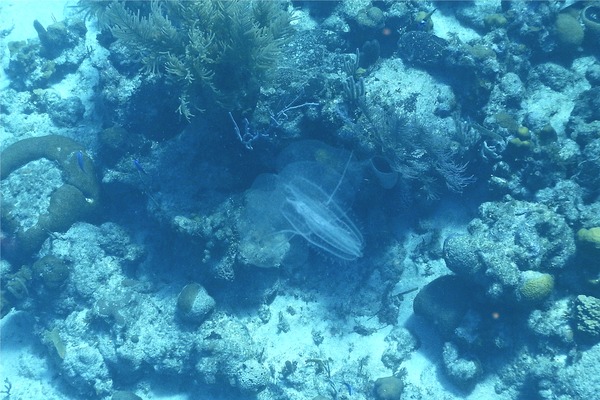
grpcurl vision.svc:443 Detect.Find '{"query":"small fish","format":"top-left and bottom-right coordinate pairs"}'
top-left (133, 158), bottom-right (147, 175)
top-left (415, 9), bottom-right (436, 31)
top-left (133, 158), bottom-right (160, 207)
top-left (343, 382), bottom-right (353, 396)
top-left (76, 150), bottom-right (85, 172)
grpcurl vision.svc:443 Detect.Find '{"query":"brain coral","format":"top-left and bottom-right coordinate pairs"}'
top-left (518, 271), bottom-right (554, 303)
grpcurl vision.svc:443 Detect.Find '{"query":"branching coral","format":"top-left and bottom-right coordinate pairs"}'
top-left (359, 106), bottom-right (474, 200)
top-left (79, 0), bottom-right (293, 117)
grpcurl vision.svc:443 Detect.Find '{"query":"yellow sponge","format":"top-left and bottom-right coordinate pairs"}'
top-left (578, 227), bottom-right (600, 250)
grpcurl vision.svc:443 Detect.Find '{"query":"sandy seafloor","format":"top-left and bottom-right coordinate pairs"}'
top-left (1, 1), bottom-right (599, 400)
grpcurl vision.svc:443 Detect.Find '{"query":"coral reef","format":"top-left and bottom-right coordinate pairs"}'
top-left (6, 16), bottom-right (88, 91)
top-left (3, 0), bottom-right (600, 399)
top-left (577, 227), bottom-right (600, 250)
top-left (1, 135), bottom-right (100, 263)
top-left (573, 295), bottom-right (600, 344)
top-left (443, 198), bottom-right (575, 304)
top-left (79, 0), bottom-right (293, 117)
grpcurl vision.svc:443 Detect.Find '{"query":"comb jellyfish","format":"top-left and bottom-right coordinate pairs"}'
top-left (280, 163), bottom-right (363, 261)
top-left (238, 141), bottom-right (364, 267)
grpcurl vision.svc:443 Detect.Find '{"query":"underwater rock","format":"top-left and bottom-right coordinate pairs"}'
top-left (413, 275), bottom-right (472, 336)
top-left (45, 222), bottom-right (143, 300)
top-left (32, 89), bottom-right (85, 127)
top-left (529, 62), bottom-right (576, 92)
top-left (195, 314), bottom-right (260, 388)
top-left (238, 141), bottom-right (363, 267)
top-left (62, 342), bottom-right (113, 397)
top-left (98, 125), bottom-right (149, 167)
top-left (235, 359), bottom-right (270, 393)
top-left (535, 180), bottom-right (585, 226)
top-left (381, 327), bottom-right (418, 371)
top-left (442, 342), bottom-right (482, 391)
top-left (573, 138), bottom-right (600, 194)
top-left (373, 376), bottom-right (404, 400)
top-left (176, 282), bottom-right (215, 324)
top-left (573, 295), bottom-right (600, 344)
top-left (553, 342), bottom-right (600, 398)
top-left (568, 87), bottom-right (600, 146)
top-left (528, 298), bottom-right (574, 344)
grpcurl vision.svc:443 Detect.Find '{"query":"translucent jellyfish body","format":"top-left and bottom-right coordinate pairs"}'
top-left (238, 141), bottom-right (363, 267)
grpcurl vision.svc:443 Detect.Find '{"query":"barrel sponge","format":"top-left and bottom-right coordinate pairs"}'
top-left (518, 271), bottom-right (554, 303)
top-left (1, 135), bottom-right (100, 262)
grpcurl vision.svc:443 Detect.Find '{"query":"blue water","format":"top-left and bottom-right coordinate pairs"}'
top-left (1, 1), bottom-right (599, 399)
